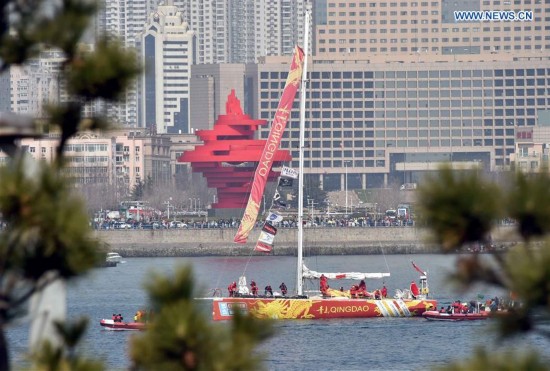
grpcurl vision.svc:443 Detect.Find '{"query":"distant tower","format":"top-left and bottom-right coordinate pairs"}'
top-left (140, 2), bottom-right (195, 134)
top-left (180, 90), bottom-right (291, 209)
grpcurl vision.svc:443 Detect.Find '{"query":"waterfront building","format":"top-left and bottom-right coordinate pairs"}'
top-left (190, 51), bottom-right (550, 192)
top-left (0, 130), bottom-right (175, 197)
top-left (252, 53), bottom-right (550, 190)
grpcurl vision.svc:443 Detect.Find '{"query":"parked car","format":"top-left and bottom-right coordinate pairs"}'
top-left (169, 221), bottom-right (187, 228)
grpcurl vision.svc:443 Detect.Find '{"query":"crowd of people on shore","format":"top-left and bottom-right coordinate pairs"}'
top-left (93, 215), bottom-right (416, 231)
top-left (92, 215), bottom-right (519, 231)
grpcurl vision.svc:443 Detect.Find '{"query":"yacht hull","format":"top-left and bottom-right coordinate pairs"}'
top-left (212, 297), bottom-right (437, 320)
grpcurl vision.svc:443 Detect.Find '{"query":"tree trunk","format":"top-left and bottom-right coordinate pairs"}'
top-left (0, 325), bottom-right (10, 371)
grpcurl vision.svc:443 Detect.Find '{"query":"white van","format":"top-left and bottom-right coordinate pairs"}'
top-left (400, 183), bottom-right (417, 191)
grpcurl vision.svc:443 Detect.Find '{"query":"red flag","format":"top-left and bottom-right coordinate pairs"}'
top-left (411, 261), bottom-right (426, 275)
top-left (234, 45), bottom-right (305, 244)
top-left (254, 242), bottom-right (272, 253)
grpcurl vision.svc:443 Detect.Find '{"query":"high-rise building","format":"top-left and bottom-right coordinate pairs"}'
top-left (312, 0), bottom-right (548, 56)
top-left (175, 0), bottom-right (309, 64)
top-left (98, 0), bottom-right (308, 127)
top-left (189, 64), bottom-right (249, 132)
top-left (175, 0), bottom-right (220, 64)
top-left (5, 51), bottom-right (64, 118)
top-left (251, 52), bottom-right (550, 190)
top-left (5, 50), bottom-right (103, 119)
top-left (140, 1), bottom-right (195, 134)
top-left (0, 70), bottom-right (10, 112)
top-left (100, 0), bottom-right (161, 127)
top-left (195, 0), bottom-right (545, 191)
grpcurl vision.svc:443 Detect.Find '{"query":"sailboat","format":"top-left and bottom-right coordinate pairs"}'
top-left (212, 11), bottom-right (437, 320)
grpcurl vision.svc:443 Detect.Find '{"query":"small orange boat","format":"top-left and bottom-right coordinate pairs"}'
top-left (422, 310), bottom-right (489, 321)
top-left (99, 319), bottom-right (146, 331)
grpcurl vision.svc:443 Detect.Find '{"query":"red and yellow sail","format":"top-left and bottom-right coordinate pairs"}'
top-left (234, 46), bottom-right (305, 244)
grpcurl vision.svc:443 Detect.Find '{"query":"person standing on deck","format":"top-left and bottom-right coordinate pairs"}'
top-left (410, 281), bottom-right (420, 299)
top-left (250, 280), bottom-right (258, 296)
top-left (279, 282), bottom-right (288, 296)
top-left (357, 280), bottom-right (367, 297)
top-left (381, 285), bottom-right (388, 298)
top-left (228, 281), bottom-right (237, 297)
top-left (320, 274), bottom-right (329, 295)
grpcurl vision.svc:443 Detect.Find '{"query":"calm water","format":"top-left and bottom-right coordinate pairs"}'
top-left (6, 254), bottom-right (549, 370)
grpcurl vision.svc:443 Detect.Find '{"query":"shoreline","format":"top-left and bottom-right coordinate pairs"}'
top-left (105, 242), bottom-right (444, 257)
top-left (96, 226), bottom-right (520, 257)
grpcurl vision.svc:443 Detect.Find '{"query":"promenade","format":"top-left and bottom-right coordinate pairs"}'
top-left (94, 225), bottom-right (521, 257)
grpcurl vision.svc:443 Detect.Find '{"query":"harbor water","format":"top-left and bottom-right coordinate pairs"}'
top-left (6, 254), bottom-right (548, 370)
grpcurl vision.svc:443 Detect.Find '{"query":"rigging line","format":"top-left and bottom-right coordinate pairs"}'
top-left (380, 241), bottom-right (391, 276)
top-left (213, 254), bottom-right (232, 295)
top-left (238, 168), bottom-right (287, 280)
top-left (222, 165), bottom-right (259, 285)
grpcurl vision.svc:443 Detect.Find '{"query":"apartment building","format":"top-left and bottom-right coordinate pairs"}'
top-left (0, 69), bottom-right (10, 112)
top-left (6, 51), bottom-right (64, 118)
top-left (176, 0), bottom-right (308, 64)
top-left (0, 130), bottom-right (175, 197)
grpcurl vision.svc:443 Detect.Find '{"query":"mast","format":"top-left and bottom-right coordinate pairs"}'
top-left (296, 9), bottom-right (310, 296)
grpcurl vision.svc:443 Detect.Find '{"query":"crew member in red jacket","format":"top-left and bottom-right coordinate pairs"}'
top-left (410, 281), bottom-right (420, 298)
top-left (350, 285), bottom-right (359, 298)
top-left (357, 280), bottom-right (367, 297)
top-left (320, 274), bottom-right (329, 295)
top-left (228, 281), bottom-right (237, 297)
top-left (250, 280), bottom-right (258, 296)
top-left (381, 285), bottom-right (388, 298)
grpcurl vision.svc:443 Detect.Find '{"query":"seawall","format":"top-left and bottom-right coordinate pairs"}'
top-left (94, 226), bottom-right (521, 257)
